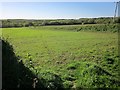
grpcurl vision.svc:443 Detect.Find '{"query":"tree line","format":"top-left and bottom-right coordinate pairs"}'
top-left (0, 17), bottom-right (120, 28)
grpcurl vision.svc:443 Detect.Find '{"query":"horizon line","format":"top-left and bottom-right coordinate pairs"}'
top-left (0, 16), bottom-right (114, 20)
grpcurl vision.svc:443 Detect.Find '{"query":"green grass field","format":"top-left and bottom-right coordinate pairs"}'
top-left (2, 25), bottom-right (119, 88)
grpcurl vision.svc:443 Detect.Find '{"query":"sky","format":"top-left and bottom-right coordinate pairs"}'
top-left (0, 2), bottom-right (118, 19)
top-left (0, 0), bottom-right (119, 2)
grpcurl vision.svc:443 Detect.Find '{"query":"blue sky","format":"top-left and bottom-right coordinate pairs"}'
top-left (1, 2), bottom-right (117, 19)
top-left (1, 0), bottom-right (119, 2)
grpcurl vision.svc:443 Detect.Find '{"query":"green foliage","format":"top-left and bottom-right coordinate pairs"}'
top-left (1, 17), bottom-right (120, 28)
top-left (38, 72), bottom-right (64, 89)
top-left (57, 24), bottom-right (117, 32)
top-left (2, 39), bottom-right (19, 88)
top-left (2, 39), bottom-right (64, 89)
top-left (2, 39), bottom-right (37, 88)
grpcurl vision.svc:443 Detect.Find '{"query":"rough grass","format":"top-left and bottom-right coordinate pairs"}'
top-left (2, 25), bottom-right (119, 88)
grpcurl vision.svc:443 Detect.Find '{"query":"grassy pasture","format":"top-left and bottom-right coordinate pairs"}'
top-left (2, 25), bottom-right (119, 88)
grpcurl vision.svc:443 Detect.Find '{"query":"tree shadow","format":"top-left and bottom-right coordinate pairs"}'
top-left (2, 39), bottom-right (64, 89)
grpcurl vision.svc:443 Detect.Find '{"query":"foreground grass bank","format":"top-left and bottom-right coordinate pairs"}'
top-left (2, 25), bottom-right (120, 88)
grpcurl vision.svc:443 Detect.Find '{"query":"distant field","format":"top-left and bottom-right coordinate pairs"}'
top-left (2, 25), bottom-right (119, 88)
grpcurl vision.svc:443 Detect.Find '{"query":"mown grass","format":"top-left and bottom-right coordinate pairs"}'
top-left (2, 25), bottom-right (119, 88)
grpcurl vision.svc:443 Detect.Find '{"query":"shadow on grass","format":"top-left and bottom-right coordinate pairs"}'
top-left (2, 39), bottom-right (64, 89)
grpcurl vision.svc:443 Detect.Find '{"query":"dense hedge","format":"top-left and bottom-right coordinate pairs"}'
top-left (1, 17), bottom-right (120, 28)
top-left (2, 39), bottom-right (64, 89)
top-left (45, 24), bottom-right (119, 32)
